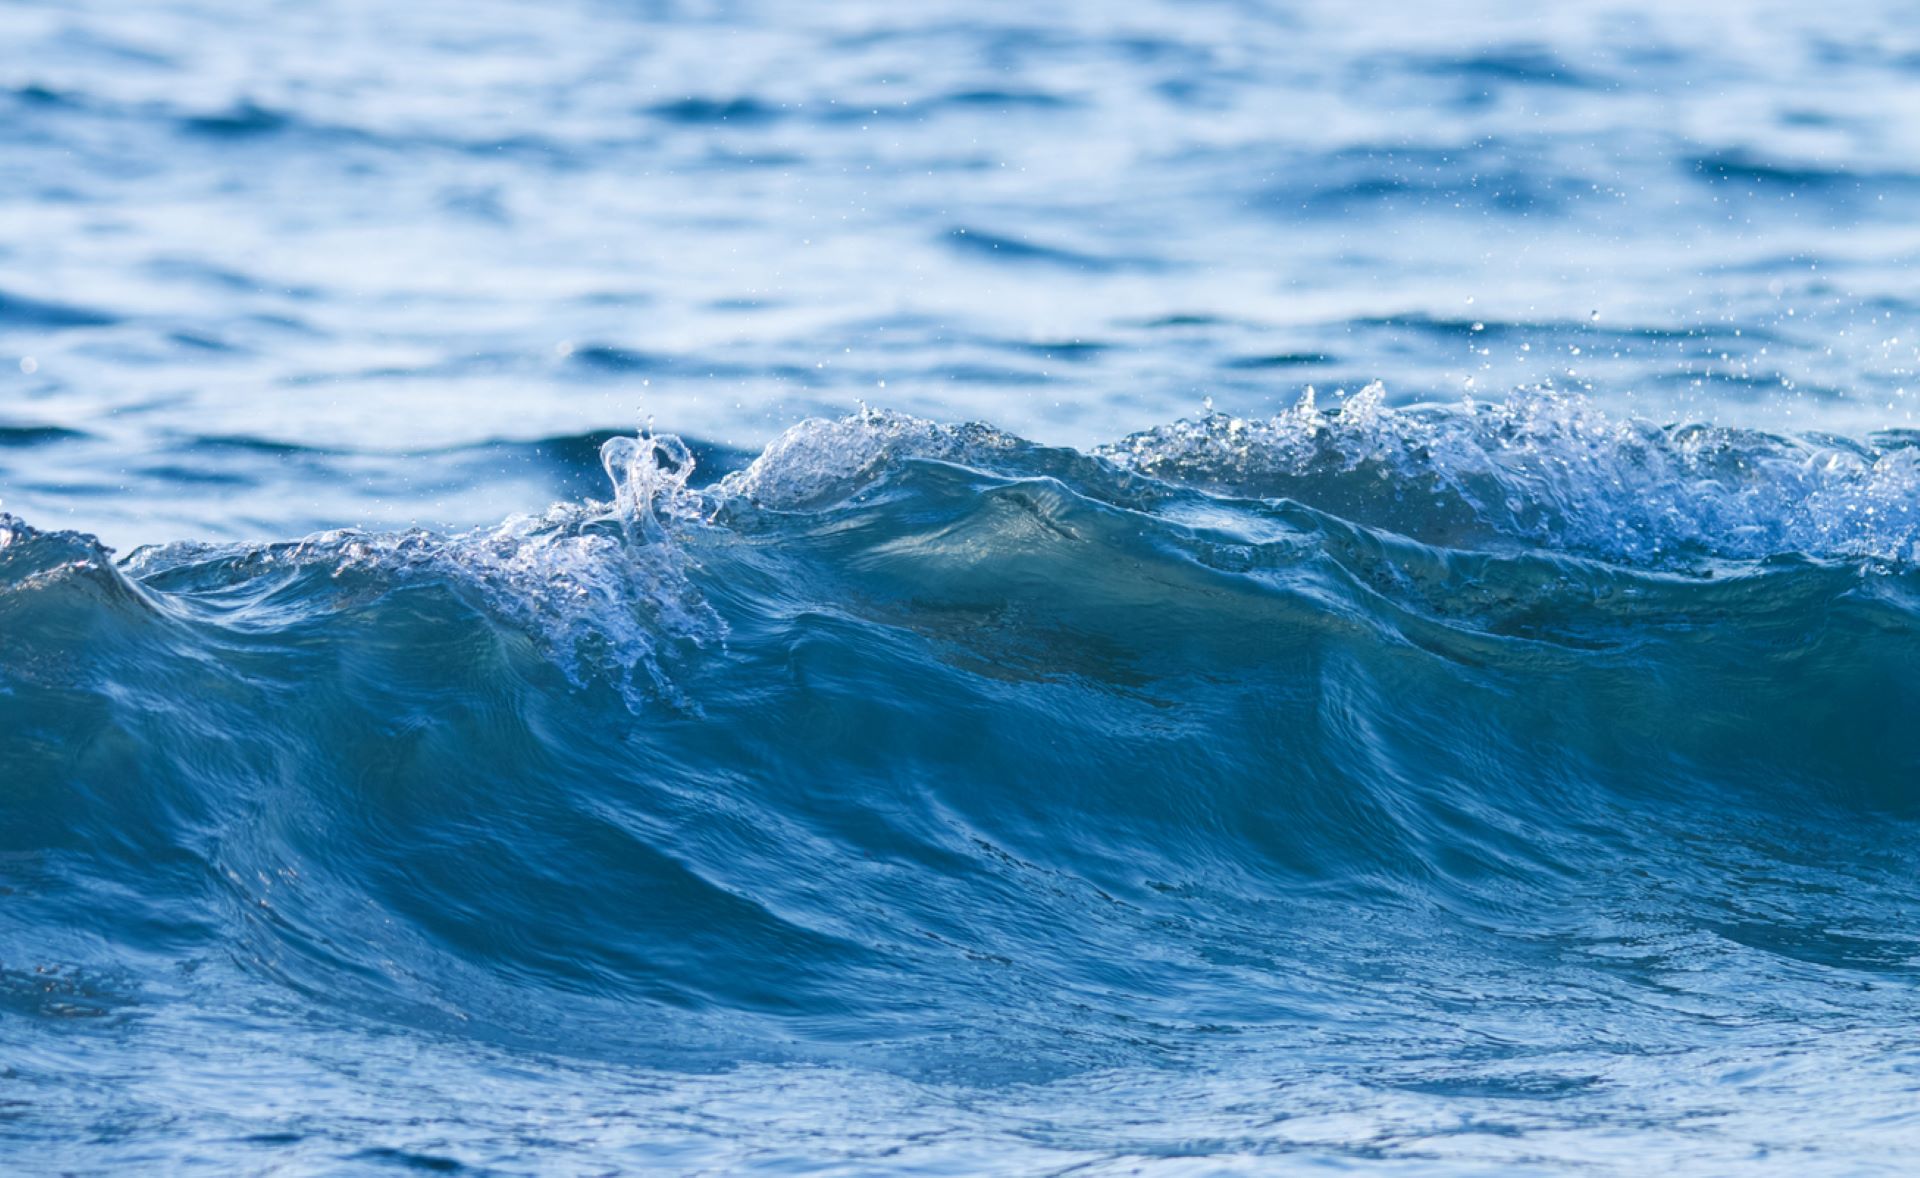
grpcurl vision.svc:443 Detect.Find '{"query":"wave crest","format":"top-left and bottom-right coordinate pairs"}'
top-left (1095, 385), bottom-right (1920, 566)
top-left (118, 433), bottom-right (724, 711)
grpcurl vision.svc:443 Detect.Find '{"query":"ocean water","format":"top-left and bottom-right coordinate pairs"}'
top-left (7, 0), bottom-right (1920, 1173)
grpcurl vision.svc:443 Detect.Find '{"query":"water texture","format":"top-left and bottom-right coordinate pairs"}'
top-left (6, 0), bottom-right (1920, 1174)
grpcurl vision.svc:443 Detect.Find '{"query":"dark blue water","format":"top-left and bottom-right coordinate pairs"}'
top-left (7, 1), bottom-right (1920, 1173)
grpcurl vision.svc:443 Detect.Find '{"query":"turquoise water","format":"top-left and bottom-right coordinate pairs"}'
top-left (7, 1), bottom-right (1920, 1173)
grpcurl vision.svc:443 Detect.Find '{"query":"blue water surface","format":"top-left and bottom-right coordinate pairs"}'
top-left (6, 0), bottom-right (1920, 1173)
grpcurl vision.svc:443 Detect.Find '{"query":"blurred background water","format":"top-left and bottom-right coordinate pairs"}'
top-left (7, 0), bottom-right (1920, 547)
top-left (9, 2), bottom-right (1920, 1175)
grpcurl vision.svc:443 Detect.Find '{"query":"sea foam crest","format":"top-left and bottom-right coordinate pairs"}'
top-left (1097, 384), bottom-right (1920, 565)
top-left (379, 430), bottom-right (723, 709)
top-left (0, 513), bottom-right (132, 597)
top-left (696, 393), bottom-right (1920, 565)
top-left (119, 431), bottom-right (724, 711)
top-left (716, 407), bottom-right (1023, 509)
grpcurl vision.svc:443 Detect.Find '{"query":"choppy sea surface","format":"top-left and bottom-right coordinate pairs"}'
top-left (7, 1), bottom-right (1920, 1173)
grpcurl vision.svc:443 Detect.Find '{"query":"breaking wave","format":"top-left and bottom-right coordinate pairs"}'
top-left (6, 392), bottom-right (1920, 1167)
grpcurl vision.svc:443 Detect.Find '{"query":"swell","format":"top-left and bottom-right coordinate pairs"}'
top-left (4, 398), bottom-right (1920, 1070)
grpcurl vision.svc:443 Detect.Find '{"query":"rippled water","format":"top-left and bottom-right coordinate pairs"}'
top-left (11, 0), bottom-right (1920, 547)
top-left (6, 1), bottom-right (1920, 1174)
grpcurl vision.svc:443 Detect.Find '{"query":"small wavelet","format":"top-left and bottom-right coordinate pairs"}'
top-left (0, 289), bottom-right (118, 330)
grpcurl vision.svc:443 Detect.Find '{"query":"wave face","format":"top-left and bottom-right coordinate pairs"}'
top-left (7, 401), bottom-right (1920, 1172)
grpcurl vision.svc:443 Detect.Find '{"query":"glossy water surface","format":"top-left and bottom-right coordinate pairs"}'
top-left (6, 1), bottom-right (1920, 1174)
